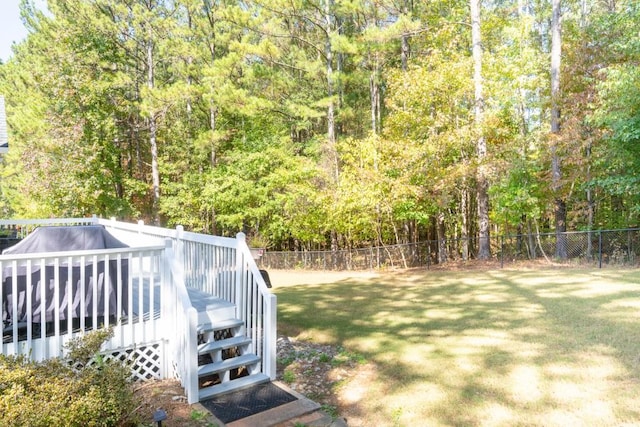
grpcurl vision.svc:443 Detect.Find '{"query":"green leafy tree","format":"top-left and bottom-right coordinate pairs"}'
top-left (1, 1), bottom-right (138, 218)
top-left (591, 1), bottom-right (640, 223)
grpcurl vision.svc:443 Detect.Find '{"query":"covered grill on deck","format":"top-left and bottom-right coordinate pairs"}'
top-left (2, 225), bottom-right (129, 325)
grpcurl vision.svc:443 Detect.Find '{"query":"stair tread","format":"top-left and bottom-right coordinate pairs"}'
top-left (198, 374), bottom-right (270, 400)
top-left (198, 336), bottom-right (253, 354)
top-left (198, 353), bottom-right (261, 377)
top-left (188, 289), bottom-right (235, 311)
top-left (197, 318), bottom-right (244, 334)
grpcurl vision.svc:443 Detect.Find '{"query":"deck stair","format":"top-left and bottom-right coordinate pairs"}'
top-left (187, 288), bottom-right (270, 401)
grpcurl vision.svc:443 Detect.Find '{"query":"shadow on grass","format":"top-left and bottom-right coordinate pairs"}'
top-left (275, 269), bottom-right (640, 426)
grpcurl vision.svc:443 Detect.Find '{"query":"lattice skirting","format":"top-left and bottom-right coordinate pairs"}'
top-left (92, 342), bottom-right (164, 381)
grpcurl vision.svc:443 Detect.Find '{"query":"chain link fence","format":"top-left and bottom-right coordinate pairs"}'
top-left (257, 228), bottom-right (640, 271)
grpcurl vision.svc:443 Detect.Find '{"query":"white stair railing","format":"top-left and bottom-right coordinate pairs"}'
top-left (234, 233), bottom-right (277, 380)
top-left (162, 240), bottom-right (199, 403)
top-left (97, 219), bottom-right (277, 393)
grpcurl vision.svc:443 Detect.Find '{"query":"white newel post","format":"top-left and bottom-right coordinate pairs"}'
top-left (162, 239), bottom-right (174, 378)
top-left (137, 220), bottom-right (145, 242)
top-left (235, 232), bottom-right (246, 314)
top-left (266, 293), bottom-right (277, 379)
top-left (186, 306), bottom-right (199, 404)
top-left (175, 225), bottom-right (185, 271)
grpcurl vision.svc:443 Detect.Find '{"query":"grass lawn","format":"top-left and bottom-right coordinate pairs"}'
top-left (271, 268), bottom-right (640, 427)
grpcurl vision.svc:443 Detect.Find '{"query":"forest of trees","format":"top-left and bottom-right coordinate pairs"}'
top-left (0, 0), bottom-right (639, 257)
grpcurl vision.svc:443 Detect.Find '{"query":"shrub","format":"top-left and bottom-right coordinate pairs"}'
top-left (0, 328), bottom-right (139, 426)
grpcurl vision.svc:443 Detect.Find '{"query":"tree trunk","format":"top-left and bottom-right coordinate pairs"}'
top-left (336, 16), bottom-right (344, 112)
top-left (330, 229), bottom-right (339, 269)
top-left (203, 2), bottom-right (218, 233)
top-left (551, 0), bottom-right (567, 258)
top-left (401, 33), bottom-right (410, 72)
top-left (370, 71), bottom-right (377, 134)
top-left (437, 211), bottom-right (448, 264)
top-left (471, 0), bottom-right (491, 259)
top-left (324, 0), bottom-right (338, 182)
top-left (401, 0), bottom-right (411, 71)
top-left (369, 59), bottom-right (380, 135)
top-left (210, 106), bottom-right (217, 166)
top-left (586, 142), bottom-right (594, 259)
top-left (580, 0), bottom-right (593, 260)
top-left (461, 184), bottom-right (469, 261)
top-left (186, 11), bottom-right (193, 116)
top-left (147, 35), bottom-right (161, 225)
top-left (527, 218), bottom-right (536, 259)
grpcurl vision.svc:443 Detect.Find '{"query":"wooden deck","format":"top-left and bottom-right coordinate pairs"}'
top-left (0, 217), bottom-right (276, 403)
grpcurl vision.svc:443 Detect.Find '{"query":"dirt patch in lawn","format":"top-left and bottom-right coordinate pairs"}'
top-left (132, 379), bottom-right (214, 426)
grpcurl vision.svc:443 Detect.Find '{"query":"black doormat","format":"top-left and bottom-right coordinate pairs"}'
top-left (200, 382), bottom-right (298, 424)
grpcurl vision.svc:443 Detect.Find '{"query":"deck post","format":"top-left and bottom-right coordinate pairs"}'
top-left (265, 293), bottom-right (277, 379)
top-left (235, 233), bottom-right (246, 314)
top-left (162, 239), bottom-right (174, 379)
top-left (186, 306), bottom-right (199, 404)
top-left (175, 225), bottom-right (184, 271)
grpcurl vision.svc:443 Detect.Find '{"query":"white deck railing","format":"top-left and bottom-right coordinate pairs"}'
top-left (0, 244), bottom-right (166, 361)
top-left (0, 217), bottom-right (276, 404)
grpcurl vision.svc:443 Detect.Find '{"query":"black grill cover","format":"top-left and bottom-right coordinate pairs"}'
top-left (2, 225), bottom-right (129, 324)
top-left (3, 225), bottom-right (128, 254)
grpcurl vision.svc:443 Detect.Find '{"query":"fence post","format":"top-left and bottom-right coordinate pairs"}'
top-left (426, 241), bottom-right (431, 270)
top-left (599, 230), bottom-right (603, 268)
top-left (501, 235), bottom-right (504, 268)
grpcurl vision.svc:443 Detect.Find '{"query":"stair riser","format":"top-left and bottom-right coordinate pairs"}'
top-left (198, 336), bottom-right (253, 355)
top-left (202, 345), bottom-right (251, 363)
top-left (198, 354), bottom-right (261, 377)
top-left (197, 318), bottom-right (244, 335)
top-left (198, 373), bottom-right (270, 401)
top-left (197, 306), bottom-right (237, 325)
